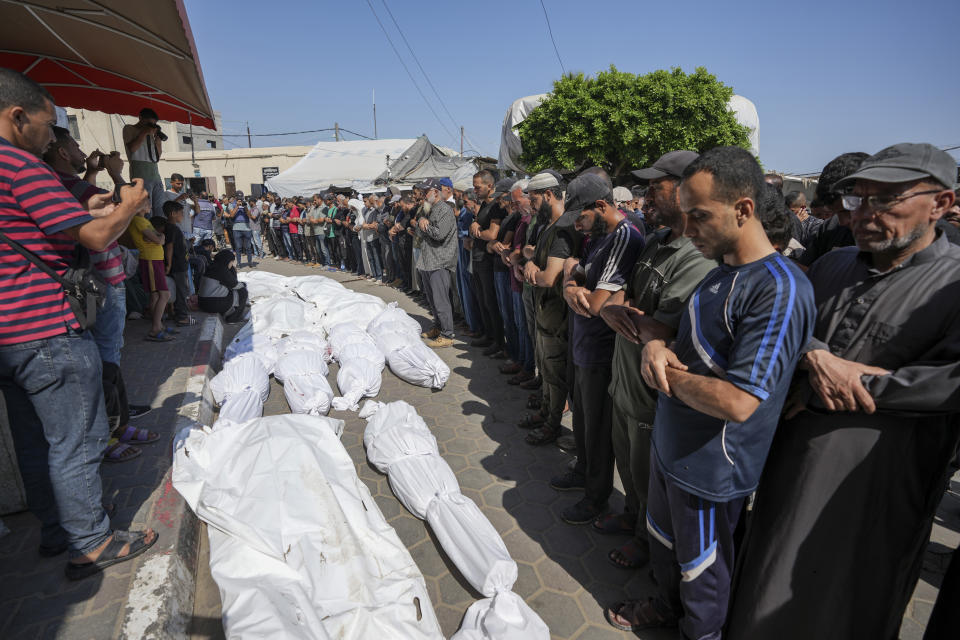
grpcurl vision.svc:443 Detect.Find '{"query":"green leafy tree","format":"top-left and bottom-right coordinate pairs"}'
top-left (517, 66), bottom-right (752, 178)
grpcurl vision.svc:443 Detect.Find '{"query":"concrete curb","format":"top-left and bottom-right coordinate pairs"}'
top-left (120, 316), bottom-right (224, 640)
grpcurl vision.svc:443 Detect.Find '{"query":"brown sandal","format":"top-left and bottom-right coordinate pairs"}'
top-left (604, 598), bottom-right (678, 632)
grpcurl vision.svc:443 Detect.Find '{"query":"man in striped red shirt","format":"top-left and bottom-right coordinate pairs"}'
top-left (0, 68), bottom-right (157, 579)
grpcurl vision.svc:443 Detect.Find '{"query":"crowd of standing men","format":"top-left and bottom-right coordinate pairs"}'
top-left (2, 65), bottom-right (960, 638)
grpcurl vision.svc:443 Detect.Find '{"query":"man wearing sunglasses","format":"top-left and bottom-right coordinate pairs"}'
top-left (727, 142), bottom-right (960, 639)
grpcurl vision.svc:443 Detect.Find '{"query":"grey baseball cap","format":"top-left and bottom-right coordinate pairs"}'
top-left (564, 174), bottom-right (613, 216)
top-left (492, 178), bottom-right (516, 199)
top-left (631, 150), bottom-right (700, 181)
top-left (835, 143), bottom-right (957, 189)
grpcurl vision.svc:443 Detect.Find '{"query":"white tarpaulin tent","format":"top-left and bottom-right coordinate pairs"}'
top-left (498, 95), bottom-right (547, 174)
top-left (498, 93), bottom-right (760, 172)
top-left (265, 139), bottom-right (417, 197)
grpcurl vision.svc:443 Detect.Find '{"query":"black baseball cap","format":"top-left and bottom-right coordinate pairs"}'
top-left (835, 143), bottom-right (957, 189)
top-left (415, 177), bottom-right (443, 191)
top-left (631, 150), bottom-right (700, 181)
top-left (564, 174), bottom-right (613, 216)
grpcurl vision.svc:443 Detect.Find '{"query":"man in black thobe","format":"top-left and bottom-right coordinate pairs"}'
top-left (727, 143), bottom-right (960, 640)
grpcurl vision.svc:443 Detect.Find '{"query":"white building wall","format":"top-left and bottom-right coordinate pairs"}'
top-left (62, 108), bottom-right (310, 195)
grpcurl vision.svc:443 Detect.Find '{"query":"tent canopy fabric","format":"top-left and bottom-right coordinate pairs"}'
top-left (265, 139), bottom-right (417, 197)
top-left (373, 135), bottom-right (474, 188)
top-left (498, 94), bottom-right (547, 174)
top-left (1, 0), bottom-right (215, 128)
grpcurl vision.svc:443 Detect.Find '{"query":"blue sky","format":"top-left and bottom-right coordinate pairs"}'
top-left (183, 0), bottom-right (959, 175)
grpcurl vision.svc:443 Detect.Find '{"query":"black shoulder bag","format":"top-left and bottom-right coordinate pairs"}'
top-left (0, 229), bottom-right (106, 330)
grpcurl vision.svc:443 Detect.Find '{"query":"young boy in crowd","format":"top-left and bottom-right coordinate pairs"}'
top-left (127, 208), bottom-right (172, 341)
top-left (161, 200), bottom-right (195, 326)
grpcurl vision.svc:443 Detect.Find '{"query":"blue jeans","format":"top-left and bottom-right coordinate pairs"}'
top-left (1, 331), bottom-right (112, 557)
top-left (512, 289), bottom-right (534, 372)
top-left (282, 229), bottom-right (294, 258)
top-left (493, 269), bottom-right (518, 361)
top-left (457, 244), bottom-right (483, 333)
top-left (366, 239), bottom-right (383, 279)
top-left (89, 281), bottom-right (126, 364)
top-left (194, 228), bottom-right (214, 244)
top-left (251, 226), bottom-right (264, 257)
top-left (233, 229), bottom-right (253, 264)
top-left (316, 236), bottom-right (331, 265)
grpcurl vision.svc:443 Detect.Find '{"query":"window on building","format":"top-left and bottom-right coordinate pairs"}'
top-left (206, 140), bottom-right (217, 149)
top-left (182, 136), bottom-right (192, 145)
top-left (223, 176), bottom-right (236, 197)
top-left (67, 115), bottom-right (80, 140)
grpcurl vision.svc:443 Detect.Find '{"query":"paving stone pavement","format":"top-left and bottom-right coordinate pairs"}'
top-left (190, 258), bottom-right (958, 640)
top-left (0, 309), bottom-right (218, 640)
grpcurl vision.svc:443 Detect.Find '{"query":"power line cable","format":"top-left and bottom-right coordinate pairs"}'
top-left (538, 0), bottom-right (565, 75)
top-left (379, 0), bottom-right (460, 134)
top-left (363, 0), bottom-right (459, 147)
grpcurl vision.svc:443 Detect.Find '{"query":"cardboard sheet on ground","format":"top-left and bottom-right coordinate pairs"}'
top-left (173, 414), bottom-right (443, 640)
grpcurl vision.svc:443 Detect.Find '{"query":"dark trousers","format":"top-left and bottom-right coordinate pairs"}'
top-left (268, 227), bottom-right (285, 257)
top-left (647, 451), bottom-right (744, 640)
top-left (535, 331), bottom-right (568, 428)
top-left (330, 233), bottom-right (342, 266)
top-left (380, 237), bottom-right (394, 281)
top-left (101, 361), bottom-right (129, 430)
top-left (398, 236), bottom-right (413, 288)
top-left (367, 238), bottom-right (383, 279)
top-left (171, 269), bottom-right (191, 320)
top-left (290, 234), bottom-right (304, 262)
top-left (472, 257), bottom-right (502, 346)
top-left (571, 363), bottom-right (615, 507)
top-left (351, 235), bottom-right (364, 275)
top-left (612, 400), bottom-right (652, 541)
top-left (302, 235), bottom-right (318, 263)
top-left (421, 268), bottom-right (455, 337)
top-left (493, 270), bottom-right (518, 360)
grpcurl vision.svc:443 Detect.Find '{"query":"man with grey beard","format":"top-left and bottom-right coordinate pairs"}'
top-left (415, 178), bottom-right (458, 347)
top-left (727, 143), bottom-right (960, 639)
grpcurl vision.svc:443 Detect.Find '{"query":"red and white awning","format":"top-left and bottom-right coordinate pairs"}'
top-left (0, 0), bottom-right (215, 128)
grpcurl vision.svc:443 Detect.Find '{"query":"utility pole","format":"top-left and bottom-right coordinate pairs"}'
top-left (334, 122), bottom-right (340, 142)
top-left (373, 89), bottom-right (378, 139)
top-left (189, 114), bottom-right (195, 165)
top-left (246, 121), bottom-right (252, 148)
top-left (385, 154), bottom-right (391, 186)
top-left (460, 126), bottom-right (464, 157)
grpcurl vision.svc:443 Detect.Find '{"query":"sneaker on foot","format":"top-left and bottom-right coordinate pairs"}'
top-left (421, 327), bottom-right (441, 339)
top-left (427, 336), bottom-right (454, 348)
top-left (561, 498), bottom-right (608, 525)
top-left (550, 471), bottom-right (586, 491)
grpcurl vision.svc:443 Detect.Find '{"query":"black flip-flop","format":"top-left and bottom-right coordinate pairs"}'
top-left (65, 529), bottom-right (158, 581)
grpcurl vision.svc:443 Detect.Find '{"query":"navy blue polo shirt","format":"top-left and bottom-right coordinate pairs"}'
top-left (572, 219), bottom-right (645, 367)
top-left (652, 252), bottom-right (815, 501)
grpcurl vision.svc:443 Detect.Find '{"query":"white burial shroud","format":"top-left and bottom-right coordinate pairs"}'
top-left (172, 414), bottom-right (444, 640)
top-left (360, 401), bottom-right (549, 639)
